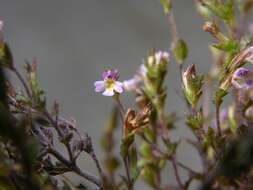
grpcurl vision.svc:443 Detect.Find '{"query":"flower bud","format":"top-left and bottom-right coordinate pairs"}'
top-left (196, 1), bottom-right (212, 19)
top-left (182, 64), bottom-right (196, 91)
top-left (182, 64), bottom-right (203, 108)
top-left (203, 21), bottom-right (226, 42)
top-left (203, 22), bottom-right (219, 37)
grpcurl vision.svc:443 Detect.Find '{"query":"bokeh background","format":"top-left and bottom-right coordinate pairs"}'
top-left (0, 0), bottom-right (228, 189)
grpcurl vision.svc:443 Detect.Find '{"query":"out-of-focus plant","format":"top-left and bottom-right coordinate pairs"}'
top-left (2, 0), bottom-right (253, 190)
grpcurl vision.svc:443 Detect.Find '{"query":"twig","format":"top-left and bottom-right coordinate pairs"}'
top-left (167, 11), bottom-right (179, 43)
top-left (171, 156), bottom-right (183, 188)
top-left (89, 147), bottom-right (105, 180)
top-left (114, 95), bottom-right (125, 124)
top-left (216, 104), bottom-right (222, 137)
top-left (12, 66), bottom-right (32, 98)
top-left (48, 148), bottom-right (101, 187)
top-left (113, 96), bottom-right (133, 189)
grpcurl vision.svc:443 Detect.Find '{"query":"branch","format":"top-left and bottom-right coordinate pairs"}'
top-left (48, 148), bottom-right (101, 187)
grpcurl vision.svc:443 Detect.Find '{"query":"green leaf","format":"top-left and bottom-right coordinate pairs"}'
top-left (159, 0), bottom-right (171, 14)
top-left (203, 127), bottom-right (215, 148)
top-left (214, 88), bottom-right (228, 106)
top-left (172, 39), bottom-right (188, 64)
top-left (141, 166), bottom-right (156, 188)
top-left (129, 146), bottom-right (138, 172)
top-left (131, 166), bottom-right (142, 183)
top-left (0, 42), bottom-right (13, 68)
top-left (120, 133), bottom-right (135, 158)
top-left (186, 113), bottom-right (204, 131)
top-left (203, 1), bottom-right (234, 21)
top-left (140, 142), bottom-right (151, 158)
top-left (212, 40), bottom-right (238, 52)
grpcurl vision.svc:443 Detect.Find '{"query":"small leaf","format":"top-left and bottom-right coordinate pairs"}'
top-left (159, 0), bottom-right (171, 15)
top-left (120, 133), bottom-right (134, 158)
top-left (214, 88), bottom-right (228, 106)
top-left (0, 42), bottom-right (13, 68)
top-left (172, 39), bottom-right (188, 64)
top-left (140, 166), bottom-right (156, 188)
top-left (212, 40), bottom-right (238, 52)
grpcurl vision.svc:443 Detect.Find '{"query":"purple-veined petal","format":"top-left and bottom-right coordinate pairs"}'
top-left (244, 80), bottom-right (253, 89)
top-left (102, 89), bottom-right (115, 96)
top-left (233, 68), bottom-right (250, 78)
top-left (94, 81), bottom-right (105, 92)
top-left (114, 81), bottom-right (124, 93)
top-left (102, 69), bottom-right (119, 80)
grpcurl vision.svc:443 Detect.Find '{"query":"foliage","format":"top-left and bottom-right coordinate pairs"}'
top-left (2, 0), bottom-right (253, 190)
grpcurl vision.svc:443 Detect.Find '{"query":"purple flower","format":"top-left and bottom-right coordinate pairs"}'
top-left (94, 69), bottom-right (124, 96)
top-left (232, 67), bottom-right (253, 90)
top-left (233, 67), bottom-right (250, 78)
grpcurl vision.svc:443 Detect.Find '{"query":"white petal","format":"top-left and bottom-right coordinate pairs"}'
top-left (138, 64), bottom-right (147, 77)
top-left (94, 81), bottom-right (105, 92)
top-left (114, 81), bottom-right (124, 93)
top-left (102, 89), bottom-right (114, 96)
top-left (0, 20), bottom-right (3, 31)
top-left (123, 76), bottom-right (141, 91)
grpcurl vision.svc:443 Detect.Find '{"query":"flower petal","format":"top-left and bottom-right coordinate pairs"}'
top-left (123, 76), bottom-right (141, 91)
top-left (102, 89), bottom-right (114, 96)
top-left (114, 81), bottom-right (124, 93)
top-left (94, 81), bottom-right (105, 92)
top-left (138, 64), bottom-right (147, 77)
top-left (0, 20), bottom-right (3, 31)
top-left (233, 68), bottom-right (250, 78)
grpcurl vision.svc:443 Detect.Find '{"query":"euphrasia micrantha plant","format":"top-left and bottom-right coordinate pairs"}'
top-left (2, 1), bottom-right (253, 190)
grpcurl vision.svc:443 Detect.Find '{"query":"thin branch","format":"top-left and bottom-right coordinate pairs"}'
top-left (89, 147), bottom-right (105, 180)
top-left (216, 104), bottom-right (222, 137)
top-left (167, 11), bottom-right (179, 43)
top-left (12, 66), bottom-right (32, 98)
top-left (171, 156), bottom-right (183, 188)
top-left (48, 148), bottom-right (101, 187)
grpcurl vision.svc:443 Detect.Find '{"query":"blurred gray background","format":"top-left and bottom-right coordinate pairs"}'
top-left (0, 0), bottom-right (219, 189)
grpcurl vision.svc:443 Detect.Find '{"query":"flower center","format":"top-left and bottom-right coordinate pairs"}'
top-left (105, 79), bottom-right (115, 90)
